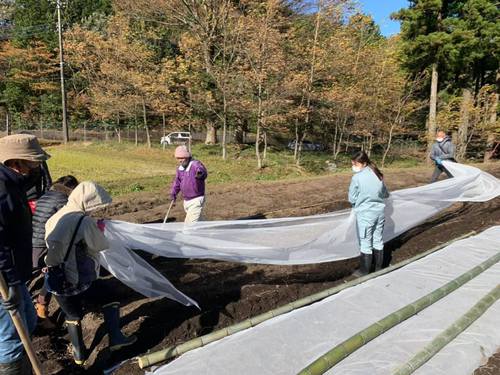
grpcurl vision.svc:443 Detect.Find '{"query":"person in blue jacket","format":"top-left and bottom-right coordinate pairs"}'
top-left (348, 151), bottom-right (389, 276)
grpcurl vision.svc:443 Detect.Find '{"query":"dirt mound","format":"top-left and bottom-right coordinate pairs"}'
top-left (31, 163), bottom-right (500, 374)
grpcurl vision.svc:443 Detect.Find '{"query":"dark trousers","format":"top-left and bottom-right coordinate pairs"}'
top-left (54, 280), bottom-right (113, 321)
top-left (431, 165), bottom-right (453, 183)
top-left (32, 247), bottom-right (52, 306)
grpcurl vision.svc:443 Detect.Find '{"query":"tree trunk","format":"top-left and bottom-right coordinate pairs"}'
top-left (83, 122), bottom-right (87, 142)
top-left (222, 94), bottom-right (227, 160)
top-left (427, 63), bottom-right (439, 158)
top-left (134, 111), bottom-right (138, 146)
top-left (334, 115), bottom-right (347, 160)
top-left (296, 132), bottom-right (307, 166)
top-left (116, 114), bottom-right (122, 143)
top-left (5, 111), bottom-right (10, 135)
top-left (114, 128), bottom-right (121, 143)
top-left (255, 124), bottom-right (262, 169)
top-left (382, 123), bottom-right (397, 168)
top-left (293, 119), bottom-right (299, 161)
top-left (39, 122), bottom-right (44, 139)
top-left (205, 123), bottom-right (217, 144)
top-left (142, 98), bottom-right (151, 148)
top-left (162, 113), bottom-right (166, 150)
top-left (105, 122), bottom-right (109, 142)
top-left (457, 88), bottom-right (472, 161)
top-left (263, 131), bottom-right (268, 162)
top-left (484, 71), bottom-right (499, 162)
top-left (367, 133), bottom-right (373, 157)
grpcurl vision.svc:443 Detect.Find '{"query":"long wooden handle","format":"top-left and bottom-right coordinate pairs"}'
top-left (163, 200), bottom-right (175, 224)
top-left (0, 274), bottom-right (43, 375)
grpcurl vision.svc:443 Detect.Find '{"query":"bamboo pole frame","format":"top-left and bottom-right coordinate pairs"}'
top-left (137, 231), bottom-right (476, 369)
top-left (297, 251), bottom-right (500, 375)
top-left (393, 284), bottom-right (500, 375)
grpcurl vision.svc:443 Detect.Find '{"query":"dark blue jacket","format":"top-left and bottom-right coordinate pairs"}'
top-left (0, 164), bottom-right (33, 285)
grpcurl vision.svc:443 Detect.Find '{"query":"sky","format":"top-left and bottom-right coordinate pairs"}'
top-left (358, 0), bottom-right (409, 37)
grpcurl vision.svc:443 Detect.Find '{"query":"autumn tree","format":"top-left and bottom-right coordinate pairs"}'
top-left (238, 0), bottom-right (288, 168)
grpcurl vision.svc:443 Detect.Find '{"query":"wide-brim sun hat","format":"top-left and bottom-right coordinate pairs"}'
top-left (0, 134), bottom-right (51, 164)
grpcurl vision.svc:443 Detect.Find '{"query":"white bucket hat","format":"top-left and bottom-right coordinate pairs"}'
top-left (0, 134), bottom-right (50, 164)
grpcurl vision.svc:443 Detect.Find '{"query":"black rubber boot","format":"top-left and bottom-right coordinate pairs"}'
top-left (353, 253), bottom-right (373, 276)
top-left (0, 355), bottom-right (31, 375)
top-left (102, 302), bottom-right (137, 352)
top-left (374, 249), bottom-right (384, 272)
top-left (66, 320), bottom-right (87, 365)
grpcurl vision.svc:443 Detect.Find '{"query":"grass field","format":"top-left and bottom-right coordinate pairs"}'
top-left (45, 141), bottom-right (424, 196)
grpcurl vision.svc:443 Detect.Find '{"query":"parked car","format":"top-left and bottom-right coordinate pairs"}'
top-left (160, 132), bottom-right (191, 145)
top-left (287, 139), bottom-right (325, 151)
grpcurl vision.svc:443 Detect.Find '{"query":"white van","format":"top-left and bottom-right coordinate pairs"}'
top-left (160, 132), bottom-right (191, 145)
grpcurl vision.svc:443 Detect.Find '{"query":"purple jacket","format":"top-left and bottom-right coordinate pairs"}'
top-left (170, 159), bottom-right (207, 201)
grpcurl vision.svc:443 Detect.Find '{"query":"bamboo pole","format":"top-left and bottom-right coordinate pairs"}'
top-left (137, 231), bottom-right (476, 368)
top-left (297, 251), bottom-right (500, 375)
top-left (0, 274), bottom-right (43, 375)
top-left (393, 283), bottom-right (500, 375)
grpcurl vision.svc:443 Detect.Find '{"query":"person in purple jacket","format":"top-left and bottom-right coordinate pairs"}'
top-left (170, 145), bottom-right (208, 223)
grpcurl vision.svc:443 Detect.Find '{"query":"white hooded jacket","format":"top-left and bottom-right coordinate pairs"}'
top-left (45, 181), bottom-right (111, 288)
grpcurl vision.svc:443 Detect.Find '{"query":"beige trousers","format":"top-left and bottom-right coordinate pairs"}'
top-left (183, 196), bottom-right (205, 223)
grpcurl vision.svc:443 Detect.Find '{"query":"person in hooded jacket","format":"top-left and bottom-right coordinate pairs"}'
top-left (44, 181), bottom-right (136, 365)
top-left (349, 151), bottom-right (390, 276)
top-left (430, 130), bottom-right (456, 183)
top-left (0, 134), bottom-right (50, 375)
top-left (31, 175), bottom-right (79, 323)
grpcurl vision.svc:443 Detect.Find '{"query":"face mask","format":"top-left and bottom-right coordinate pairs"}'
top-left (21, 165), bottom-right (41, 189)
top-left (436, 137), bottom-right (444, 142)
top-left (352, 165), bottom-right (362, 173)
top-left (180, 158), bottom-right (190, 169)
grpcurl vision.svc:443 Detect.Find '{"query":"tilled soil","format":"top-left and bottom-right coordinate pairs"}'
top-left (474, 350), bottom-right (500, 375)
top-left (31, 163), bottom-right (500, 375)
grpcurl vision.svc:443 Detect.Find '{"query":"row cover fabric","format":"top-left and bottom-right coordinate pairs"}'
top-left (149, 226), bottom-right (500, 375)
top-left (99, 162), bottom-right (500, 306)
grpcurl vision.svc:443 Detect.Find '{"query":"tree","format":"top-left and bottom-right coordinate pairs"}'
top-left (393, 0), bottom-right (459, 155)
top-left (117, 0), bottom-right (238, 151)
top-left (237, 0), bottom-right (288, 168)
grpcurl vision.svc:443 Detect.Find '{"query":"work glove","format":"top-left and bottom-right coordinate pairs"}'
top-left (435, 158), bottom-right (442, 165)
top-left (169, 195), bottom-right (177, 206)
top-left (1, 284), bottom-right (23, 313)
top-left (97, 219), bottom-right (106, 233)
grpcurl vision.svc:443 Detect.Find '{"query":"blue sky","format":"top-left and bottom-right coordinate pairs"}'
top-left (358, 0), bottom-right (409, 36)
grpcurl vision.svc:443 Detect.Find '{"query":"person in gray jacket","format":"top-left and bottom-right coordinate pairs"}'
top-left (430, 130), bottom-right (456, 183)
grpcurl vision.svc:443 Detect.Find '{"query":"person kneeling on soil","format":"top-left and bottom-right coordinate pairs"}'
top-left (32, 175), bottom-right (79, 326)
top-left (348, 151), bottom-right (389, 276)
top-left (44, 181), bottom-right (136, 365)
top-left (170, 145), bottom-right (208, 223)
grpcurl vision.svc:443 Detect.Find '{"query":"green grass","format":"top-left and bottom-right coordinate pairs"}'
top-left (45, 141), bottom-right (425, 197)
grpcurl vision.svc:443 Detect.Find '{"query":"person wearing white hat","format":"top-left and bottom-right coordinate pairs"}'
top-left (169, 145), bottom-right (208, 223)
top-left (0, 134), bottom-right (49, 374)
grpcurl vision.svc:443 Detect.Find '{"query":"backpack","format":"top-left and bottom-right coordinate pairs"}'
top-left (45, 215), bottom-right (96, 295)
